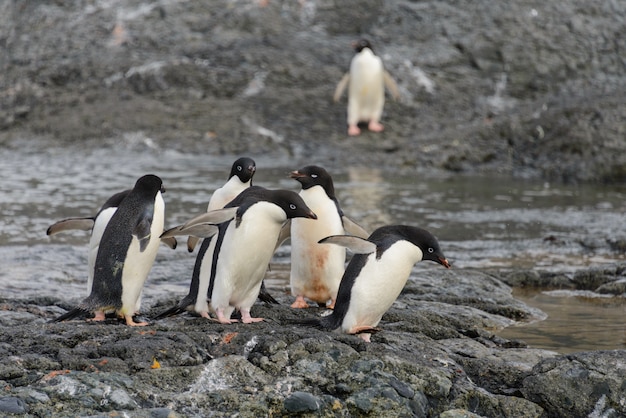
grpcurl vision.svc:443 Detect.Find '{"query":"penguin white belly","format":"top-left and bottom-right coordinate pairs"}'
top-left (348, 51), bottom-right (385, 124)
top-left (120, 193), bottom-right (164, 316)
top-left (341, 242), bottom-right (423, 333)
top-left (211, 203), bottom-right (284, 313)
top-left (290, 190), bottom-right (345, 302)
top-left (207, 177), bottom-right (246, 211)
top-left (87, 207), bottom-right (117, 293)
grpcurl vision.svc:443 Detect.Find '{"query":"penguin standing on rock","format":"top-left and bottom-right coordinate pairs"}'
top-left (296, 225), bottom-right (450, 342)
top-left (158, 186), bottom-right (317, 323)
top-left (288, 165), bottom-right (368, 309)
top-left (51, 174), bottom-right (166, 326)
top-left (186, 157), bottom-right (256, 253)
top-left (334, 39), bottom-right (399, 136)
top-left (47, 189), bottom-right (176, 321)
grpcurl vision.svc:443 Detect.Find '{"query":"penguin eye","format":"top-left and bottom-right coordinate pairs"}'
top-left (289, 204), bottom-right (297, 210)
top-left (311, 174), bottom-right (318, 178)
top-left (428, 248), bottom-right (434, 253)
top-left (237, 165), bottom-right (242, 171)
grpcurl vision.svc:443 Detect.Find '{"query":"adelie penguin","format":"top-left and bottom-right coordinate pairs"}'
top-left (186, 157), bottom-right (256, 253)
top-left (47, 189), bottom-right (176, 321)
top-left (50, 174), bottom-right (166, 326)
top-left (157, 186), bottom-right (317, 323)
top-left (334, 39), bottom-right (399, 136)
top-left (288, 165), bottom-right (369, 309)
top-left (296, 225), bottom-right (450, 342)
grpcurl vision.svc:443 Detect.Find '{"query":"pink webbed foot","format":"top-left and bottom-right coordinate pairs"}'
top-left (91, 311), bottom-right (106, 322)
top-left (368, 121), bottom-right (384, 132)
top-left (124, 315), bottom-right (149, 326)
top-left (241, 309), bottom-right (264, 324)
top-left (216, 308), bottom-right (238, 324)
top-left (290, 295), bottom-right (310, 309)
top-left (348, 124), bottom-right (361, 136)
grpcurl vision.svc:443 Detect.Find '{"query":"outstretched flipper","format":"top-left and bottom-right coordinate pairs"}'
top-left (383, 70), bottom-right (400, 100)
top-left (318, 235), bottom-right (377, 254)
top-left (333, 73), bottom-right (350, 102)
top-left (341, 216), bottom-right (369, 239)
top-left (46, 218), bottom-right (95, 235)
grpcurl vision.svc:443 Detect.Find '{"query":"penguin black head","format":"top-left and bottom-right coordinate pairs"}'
top-left (229, 157), bottom-right (256, 184)
top-left (374, 225), bottom-right (450, 268)
top-left (135, 174), bottom-right (164, 195)
top-left (290, 165), bottom-right (336, 198)
top-left (353, 39), bottom-right (373, 54)
top-left (269, 189), bottom-right (317, 220)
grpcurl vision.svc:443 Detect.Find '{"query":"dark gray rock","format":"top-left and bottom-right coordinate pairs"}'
top-left (522, 350), bottom-right (626, 417)
top-left (283, 391), bottom-right (321, 413)
top-left (0, 397), bottom-right (28, 414)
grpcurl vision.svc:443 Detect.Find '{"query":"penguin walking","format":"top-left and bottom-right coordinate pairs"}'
top-left (186, 157), bottom-right (256, 253)
top-left (288, 165), bottom-right (369, 309)
top-left (297, 225), bottom-right (450, 342)
top-left (51, 174), bottom-right (166, 326)
top-left (157, 186), bottom-right (317, 323)
top-left (334, 39), bottom-right (399, 136)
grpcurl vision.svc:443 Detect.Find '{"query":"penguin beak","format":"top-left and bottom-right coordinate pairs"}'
top-left (306, 210), bottom-right (318, 220)
top-left (438, 257), bottom-right (451, 269)
top-left (289, 170), bottom-right (305, 179)
top-left (160, 186), bottom-right (166, 194)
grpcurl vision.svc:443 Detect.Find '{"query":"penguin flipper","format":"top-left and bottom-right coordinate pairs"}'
top-left (161, 224), bottom-right (219, 239)
top-left (274, 219), bottom-right (291, 251)
top-left (161, 236), bottom-right (178, 249)
top-left (182, 207), bottom-right (239, 229)
top-left (187, 235), bottom-right (200, 252)
top-left (333, 73), bottom-right (350, 102)
top-left (341, 216), bottom-right (370, 239)
top-left (50, 307), bottom-right (90, 323)
top-left (258, 281), bottom-right (279, 305)
top-left (383, 70), bottom-right (400, 100)
top-left (46, 218), bottom-right (95, 235)
top-left (318, 235), bottom-right (377, 254)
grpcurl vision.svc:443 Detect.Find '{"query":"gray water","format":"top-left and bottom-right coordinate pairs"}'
top-left (2, 136), bottom-right (625, 353)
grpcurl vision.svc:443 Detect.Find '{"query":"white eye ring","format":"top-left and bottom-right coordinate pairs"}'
top-left (289, 204), bottom-right (296, 210)
top-left (428, 248), bottom-right (434, 253)
top-left (311, 174), bottom-right (318, 178)
top-left (237, 166), bottom-right (242, 171)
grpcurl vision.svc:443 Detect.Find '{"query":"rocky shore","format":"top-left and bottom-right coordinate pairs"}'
top-left (1, 0), bottom-right (625, 417)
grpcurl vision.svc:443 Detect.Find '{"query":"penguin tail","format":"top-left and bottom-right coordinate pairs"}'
top-left (290, 314), bottom-right (341, 332)
top-left (152, 305), bottom-right (185, 320)
top-left (49, 307), bottom-right (90, 323)
top-left (258, 281), bottom-right (279, 305)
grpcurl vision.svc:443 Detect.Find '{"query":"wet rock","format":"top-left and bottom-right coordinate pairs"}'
top-left (522, 350), bottom-right (626, 417)
top-left (0, 397), bottom-right (28, 414)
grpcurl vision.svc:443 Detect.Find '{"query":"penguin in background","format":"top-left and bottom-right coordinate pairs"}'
top-left (288, 165), bottom-right (369, 309)
top-left (51, 174), bottom-right (166, 326)
top-left (157, 186), bottom-right (317, 323)
top-left (186, 157), bottom-right (256, 253)
top-left (334, 39), bottom-right (399, 136)
top-left (296, 225), bottom-right (450, 342)
top-left (47, 190), bottom-right (176, 321)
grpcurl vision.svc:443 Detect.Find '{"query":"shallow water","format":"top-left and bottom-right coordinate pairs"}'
top-left (1, 136), bottom-right (625, 352)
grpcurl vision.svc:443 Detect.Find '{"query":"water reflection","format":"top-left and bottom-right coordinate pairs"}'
top-left (1, 137), bottom-right (626, 352)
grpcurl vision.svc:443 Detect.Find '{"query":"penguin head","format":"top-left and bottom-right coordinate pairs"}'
top-left (374, 225), bottom-right (450, 268)
top-left (135, 174), bottom-right (164, 195)
top-left (270, 190), bottom-right (317, 220)
top-left (229, 157), bottom-right (256, 184)
top-left (290, 165), bottom-right (336, 197)
top-left (353, 39), bottom-right (374, 54)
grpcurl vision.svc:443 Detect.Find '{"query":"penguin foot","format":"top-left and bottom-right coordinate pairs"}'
top-left (90, 311), bottom-right (106, 322)
top-left (241, 309), bottom-right (264, 324)
top-left (368, 121), bottom-right (384, 132)
top-left (290, 296), bottom-right (310, 309)
top-left (124, 315), bottom-right (149, 326)
top-left (348, 125), bottom-right (361, 136)
top-left (350, 326), bottom-right (381, 342)
top-left (216, 309), bottom-right (238, 324)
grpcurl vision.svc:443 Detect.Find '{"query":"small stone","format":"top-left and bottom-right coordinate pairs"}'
top-left (284, 391), bottom-right (321, 413)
